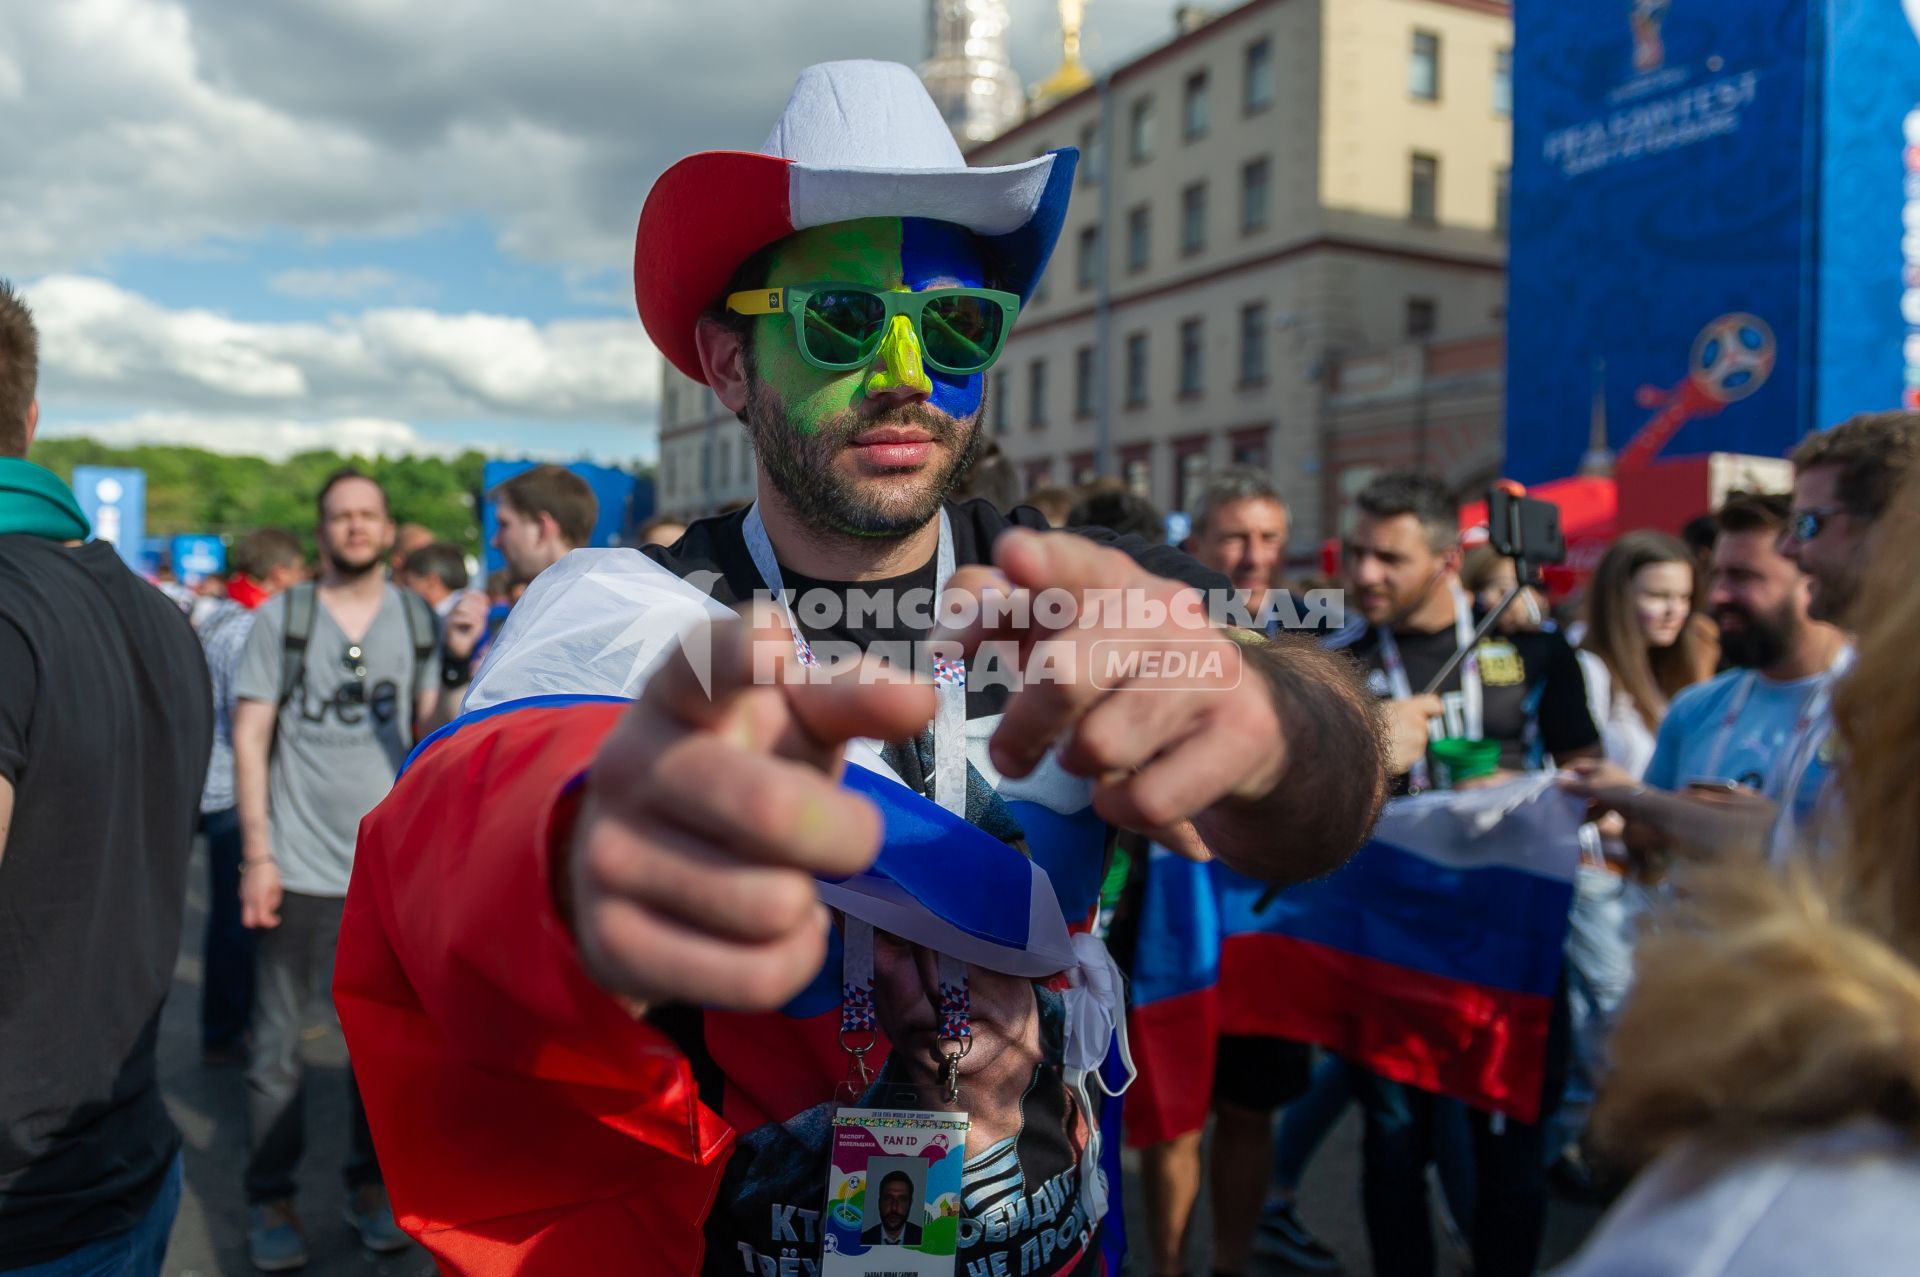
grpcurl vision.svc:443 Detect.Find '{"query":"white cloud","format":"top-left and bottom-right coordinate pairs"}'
top-left (267, 266), bottom-right (415, 300)
top-left (24, 274), bottom-right (657, 422)
top-left (0, 0), bottom-right (1178, 276)
top-left (37, 411), bottom-right (471, 461)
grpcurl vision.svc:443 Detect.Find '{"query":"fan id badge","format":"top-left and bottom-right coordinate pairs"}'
top-left (821, 1106), bottom-right (969, 1277)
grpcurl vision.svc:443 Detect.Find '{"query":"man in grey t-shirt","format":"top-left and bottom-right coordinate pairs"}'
top-left (230, 469), bottom-right (438, 1269)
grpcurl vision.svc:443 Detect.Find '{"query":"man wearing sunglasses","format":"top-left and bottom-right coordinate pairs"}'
top-left (1576, 417), bottom-right (1920, 869)
top-left (335, 61), bottom-right (1385, 1276)
top-left (230, 468), bottom-right (441, 1268)
top-left (1782, 412), bottom-right (1920, 629)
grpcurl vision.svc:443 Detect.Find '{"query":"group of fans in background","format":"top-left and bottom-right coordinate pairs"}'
top-left (8, 243), bottom-right (1920, 1277)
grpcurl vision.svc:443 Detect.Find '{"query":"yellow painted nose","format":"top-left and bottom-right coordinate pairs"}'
top-left (865, 313), bottom-right (934, 397)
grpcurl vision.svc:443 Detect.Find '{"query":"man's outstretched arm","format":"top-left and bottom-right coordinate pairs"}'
top-left (939, 529), bottom-right (1387, 884)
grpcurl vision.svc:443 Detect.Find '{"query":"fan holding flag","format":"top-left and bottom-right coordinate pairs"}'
top-left (333, 61), bottom-right (1385, 1277)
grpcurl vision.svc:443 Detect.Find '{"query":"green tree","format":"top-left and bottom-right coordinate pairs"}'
top-left (29, 439), bottom-right (488, 555)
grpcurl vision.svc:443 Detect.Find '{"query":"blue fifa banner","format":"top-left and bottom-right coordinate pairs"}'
top-left (480, 461), bottom-right (641, 577)
top-left (172, 534), bottom-right (226, 586)
top-left (1507, 1), bottom-right (1920, 484)
top-left (72, 466), bottom-right (147, 572)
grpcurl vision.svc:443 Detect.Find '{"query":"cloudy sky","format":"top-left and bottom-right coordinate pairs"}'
top-left (2, 0), bottom-right (1183, 463)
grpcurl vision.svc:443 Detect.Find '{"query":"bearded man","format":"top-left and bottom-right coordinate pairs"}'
top-left (335, 61), bottom-right (1385, 1276)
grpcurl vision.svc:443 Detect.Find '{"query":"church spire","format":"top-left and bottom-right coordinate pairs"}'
top-left (919, 0), bottom-right (1025, 146)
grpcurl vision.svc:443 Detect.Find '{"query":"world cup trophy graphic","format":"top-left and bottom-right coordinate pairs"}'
top-left (1615, 313), bottom-right (1775, 473)
top-left (1631, 0), bottom-right (1671, 74)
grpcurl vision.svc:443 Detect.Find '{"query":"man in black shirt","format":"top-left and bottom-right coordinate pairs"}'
top-left (1327, 471), bottom-right (1597, 1277)
top-left (0, 280), bottom-right (214, 1275)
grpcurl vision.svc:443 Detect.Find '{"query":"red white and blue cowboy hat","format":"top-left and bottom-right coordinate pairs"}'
top-left (635, 59), bottom-right (1078, 383)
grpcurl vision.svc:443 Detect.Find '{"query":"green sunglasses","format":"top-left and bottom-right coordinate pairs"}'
top-left (726, 281), bottom-right (1021, 376)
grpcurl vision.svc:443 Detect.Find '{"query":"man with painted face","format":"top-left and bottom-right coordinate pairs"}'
top-left (334, 62), bottom-right (1384, 1277)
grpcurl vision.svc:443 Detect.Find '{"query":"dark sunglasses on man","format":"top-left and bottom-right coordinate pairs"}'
top-left (1787, 503), bottom-right (1848, 544)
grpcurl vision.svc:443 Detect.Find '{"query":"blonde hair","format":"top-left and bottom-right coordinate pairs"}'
top-left (1593, 468), bottom-right (1920, 1168)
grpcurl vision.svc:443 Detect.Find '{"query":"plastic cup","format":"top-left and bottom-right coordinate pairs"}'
top-left (1429, 737), bottom-right (1501, 789)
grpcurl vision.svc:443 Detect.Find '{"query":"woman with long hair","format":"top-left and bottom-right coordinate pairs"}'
top-left (1554, 533), bottom-right (1717, 1180)
top-left (1558, 474), bottom-right (1920, 1274)
top-left (1577, 531), bottom-right (1717, 776)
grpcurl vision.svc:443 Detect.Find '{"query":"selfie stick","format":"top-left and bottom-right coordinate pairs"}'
top-left (1416, 574), bottom-right (1536, 697)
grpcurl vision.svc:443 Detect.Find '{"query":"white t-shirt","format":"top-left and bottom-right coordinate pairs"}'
top-left (1576, 650), bottom-right (1658, 781)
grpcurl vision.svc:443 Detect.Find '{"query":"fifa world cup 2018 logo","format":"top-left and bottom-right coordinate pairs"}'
top-left (1630, 0), bottom-right (1670, 74)
top-left (1617, 313), bottom-right (1775, 473)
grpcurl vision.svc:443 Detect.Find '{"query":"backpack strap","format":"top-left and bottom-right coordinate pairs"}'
top-left (279, 582), bottom-right (318, 708)
top-left (398, 586), bottom-right (439, 681)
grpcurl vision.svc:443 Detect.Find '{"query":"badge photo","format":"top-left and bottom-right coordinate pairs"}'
top-left (823, 1108), bottom-right (968, 1277)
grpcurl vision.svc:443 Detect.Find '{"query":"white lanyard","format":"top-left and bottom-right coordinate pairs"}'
top-left (1698, 648), bottom-right (1851, 794)
top-left (1770, 646), bottom-right (1854, 804)
top-left (1377, 585), bottom-right (1482, 790)
top-left (741, 503), bottom-right (968, 817)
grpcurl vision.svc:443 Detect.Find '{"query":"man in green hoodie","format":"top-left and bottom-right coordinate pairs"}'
top-left (0, 279), bottom-right (214, 1276)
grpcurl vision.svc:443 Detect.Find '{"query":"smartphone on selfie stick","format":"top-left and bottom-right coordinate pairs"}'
top-left (1415, 483), bottom-right (1567, 697)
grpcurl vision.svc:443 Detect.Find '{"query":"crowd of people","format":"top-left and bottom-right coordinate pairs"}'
top-left (9, 57), bottom-right (1920, 1277)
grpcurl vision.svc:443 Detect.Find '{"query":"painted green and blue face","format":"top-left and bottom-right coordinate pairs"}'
top-left (741, 217), bottom-right (994, 539)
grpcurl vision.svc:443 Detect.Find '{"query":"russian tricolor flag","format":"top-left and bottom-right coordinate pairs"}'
top-left (1126, 776), bottom-right (1582, 1144)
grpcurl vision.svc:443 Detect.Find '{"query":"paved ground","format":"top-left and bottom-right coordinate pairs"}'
top-left (156, 839), bottom-right (1601, 1275)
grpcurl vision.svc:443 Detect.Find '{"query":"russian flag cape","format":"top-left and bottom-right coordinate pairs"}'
top-left (1125, 776), bottom-right (1582, 1145)
top-left (334, 550), bottom-right (1132, 1276)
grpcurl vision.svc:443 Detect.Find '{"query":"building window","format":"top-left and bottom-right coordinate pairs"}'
top-left (1494, 166), bottom-right (1510, 239)
top-left (1125, 331), bottom-right (1149, 406)
top-left (1410, 152), bottom-right (1439, 224)
top-left (1410, 30), bottom-right (1440, 101)
top-left (1033, 266), bottom-right (1050, 305)
top-left (1129, 96), bottom-right (1155, 163)
top-left (992, 371), bottom-right (1009, 436)
top-left (1124, 454), bottom-right (1152, 498)
top-left (1407, 297), bottom-right (1437, 339)
top-left (1071, 453), bottom-right (1099, 487)
top-left (718, 436), bottom-right (731, 490)
top-left (1077, 224), bottom-right (1101, 289)
top-left (1232, 431), bottom-right (1269, 470)
top-left (1079, 122), bottom-right (1101, 185)
top-left (1183, 70), bottom-right (1210, 140)
top-left (1181, 182), bottom-right (1208, 256)
top-left (1241, 158), bottom-right (1270, 234)
top-left (1239, 302), bottom-right (1269, 384)
top-left (1074, 346), bottom-right (1096, 418)
top-left (1245, 38), bottom-right (1274, 113)
top-left (1179, 318), bottom-right (1205, 396)
top-left (1493, 47), bottom-right (1513, 117)
top-left (1176, 447), bottom-right (1210, 514)
top-left (1028, 358), bottom-right (1048, 427)
top-left (1127, 204), bottom-right (1151, 273)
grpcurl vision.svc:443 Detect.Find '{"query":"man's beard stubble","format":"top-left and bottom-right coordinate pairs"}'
top-left (741, 372), bottom-right (981, 540)
top-left (327, 545), bottom-right (389, 581)
top-left (1715, 601), bottom-right (1796, 670)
